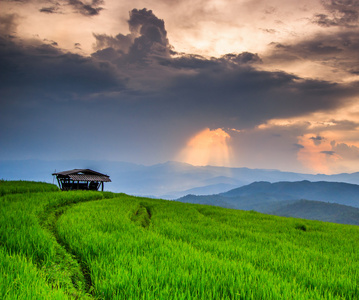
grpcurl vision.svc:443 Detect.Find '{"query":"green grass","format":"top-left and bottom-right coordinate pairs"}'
top-left (0, 180), bottom-right (58, 196)
top-left (1, 181), bottom-right (359, 299)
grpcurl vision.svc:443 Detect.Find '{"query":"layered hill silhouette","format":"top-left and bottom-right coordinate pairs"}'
top-left (176, 181), bottom-right (359, 225)
top-left (2, 159), bottom-right (359, 199)
top-left (2, 159), bottom-right (359, 225)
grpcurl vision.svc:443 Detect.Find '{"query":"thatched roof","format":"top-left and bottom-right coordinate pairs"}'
top-left (52, 169), bottom-right (111, 182)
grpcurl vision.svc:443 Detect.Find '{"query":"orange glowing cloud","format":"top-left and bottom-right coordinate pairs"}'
top-left (297, 134), bottom-right (341, 174)
top-left (256, 103), bottom-right (359, 174)
top-left (177, 128), bottom-right (231, 166)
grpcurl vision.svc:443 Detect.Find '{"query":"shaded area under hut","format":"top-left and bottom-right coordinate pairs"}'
top-left (52, 169), bottom-right (111, 191)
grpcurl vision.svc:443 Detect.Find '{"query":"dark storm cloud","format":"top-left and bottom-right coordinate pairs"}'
top-left (268, 30), bottom-right (359, 74)
top-left (68, 0), bottom-right (104, 16)
top-left (128, 8), bottom-right (166, 36)
top-left (310, 135), bottom-right (324, 141)
top-left (0, 37), bottom-right (121, 100)
top-left (270, 38), bottom-right (342, 58)
top-left (330, 119), bottom-right (359, 130)
top-left (93, 33), bottom-right (133, 53)
top-left (310, 135), bottom-right (325, 145)
top-left (313, 0), bottom-right (359, 27)
top-left (3, 8), bottom-right (358, 129)
top-left (43, 39), bottom-right (58, 46)
top-left (321, 150), bottom-right (336, 155)
top-left (0, 31), bottom-right (127, 160)
top-left (161, 63), bottom-right (356, 128)
top-left (128, 9), bottom-right (170, 61)
top-left (306, 119), bottom-right (359, 132)
top-left (93, 8), bottom-right (171, 64)
top-left (268, 1), bottom-right (359, 76)
top-left (2, 0), bottom-right (105, 16)
top-left (159, 52), bottom-right (261, 70)
top-left (0, 14), bottom-right (18, 37)
top-left (294, 143), bottom-right (305, 149)
top-left (39, 6), bottom-right (58, 14)
top-left (2, 7), bottom-right (359, 162)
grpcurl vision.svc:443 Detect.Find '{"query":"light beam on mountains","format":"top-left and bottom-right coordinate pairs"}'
top-left (177, 128), bottom-right (232, 167)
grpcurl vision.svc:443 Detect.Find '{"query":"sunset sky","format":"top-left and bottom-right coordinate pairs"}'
top-left (1, 0), bottom-right (359, 174)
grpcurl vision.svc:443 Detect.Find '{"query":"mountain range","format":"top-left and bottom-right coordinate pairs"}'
top-left (2, 159), bottom-right (359, 225)
top-left (2, 159), bottom-right (359, 198)
top-left (176, 181), bottom-right (359, 225)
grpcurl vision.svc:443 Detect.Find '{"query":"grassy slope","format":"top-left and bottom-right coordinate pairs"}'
top-left (1, 181), bottom-right (359, 299)
top-left (0, 180), bottom-right (58, 196)
top-left (0, 181), bottom-right (115, 299)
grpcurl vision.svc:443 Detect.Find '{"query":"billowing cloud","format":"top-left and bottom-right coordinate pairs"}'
top-left (68, 0), bottom-right (104, 16)
top-left (294, 143), bottom-right (305, 149)
top-left (267, 31), bottom-right (359, 77)
top-left (93, 33), bottom-right (134, 53)
top-left (39, 6), bottom-right (59, 14)
top-left (321, 150), bottom-right (336, 155)
top-left (254, 113), bottom-right (359, 173)
top-left (0, 43), bottom-right (121, 99)
top-left (1, 8), bottom-right (358, 128)
top-left (0, 14), bottom-right (18, 37)
top-left (263, 1), bottom-right (359, 82)
top-left (93, 8), bottom-right (171, 63)
top-left (297, 134), bottom-right (340, 174)
top-left (1, 4), bottom-right (359, 173)
top-left (331, 141), bottom-right (359, 160)
top-left (310, 135), bottom-right (325, 145)
top-left (1, 0), bottom-right (105, 16)
top-left (313, 0), bottom-right (359, 27)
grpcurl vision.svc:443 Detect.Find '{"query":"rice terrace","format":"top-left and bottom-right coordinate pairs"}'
top-left (1, 180), bottom-right (359, 299)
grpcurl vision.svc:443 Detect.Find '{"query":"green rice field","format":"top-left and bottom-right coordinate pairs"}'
top-left (1, 180), bottom-right (358, 299)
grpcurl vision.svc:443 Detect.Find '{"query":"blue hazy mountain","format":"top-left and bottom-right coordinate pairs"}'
top-left (2, 159), bottom-right (359, 199)
top-left (3, 159), bottom-right (359, 224)
top-left (176, 181), bottom-right (359, 225)
top-left (273, 200), bottom-right (359, 225)
top-left (220, 181), bottom-right (359, 207)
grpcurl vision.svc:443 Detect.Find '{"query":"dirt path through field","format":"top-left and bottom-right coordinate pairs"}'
top-left (39, 200), bottom-right (100, 298)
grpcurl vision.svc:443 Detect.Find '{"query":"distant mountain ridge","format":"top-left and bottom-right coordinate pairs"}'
top-left (220, 180), bottom-right (359, 207)
top-left (273, 200), bottom-right (359, 225)
top-left (2, 159), bottom-right (359, 198)
top-left (176, 181), bottom-right (359, 225)
top-left (3, 159), bottom-right (359, 225)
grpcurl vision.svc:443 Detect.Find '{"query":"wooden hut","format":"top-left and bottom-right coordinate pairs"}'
top-left (52, 169), bottom-right (111, 191)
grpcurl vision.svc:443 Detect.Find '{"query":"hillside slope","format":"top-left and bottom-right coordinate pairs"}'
top-left (1, 181), bottom-right (359, 299)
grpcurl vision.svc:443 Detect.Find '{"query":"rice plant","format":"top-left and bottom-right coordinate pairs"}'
top-left (1, 181), bottom-right (359, 299)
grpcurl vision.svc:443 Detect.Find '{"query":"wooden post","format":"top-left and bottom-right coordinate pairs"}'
top-left (102, 182), bottom-right (104, 192)
top-left (57, 177), bottom-right (62, 190)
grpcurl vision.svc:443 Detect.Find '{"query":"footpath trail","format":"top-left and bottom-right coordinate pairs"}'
top-left (39, 195), bottom-right (153, 299)
top-left (130, 203), bottom-right (152, 228)
top-left (38, 197), bottom-right (110, 299)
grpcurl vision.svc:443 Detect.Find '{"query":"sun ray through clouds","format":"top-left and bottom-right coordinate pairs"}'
top-left (177, 128), bottom-right (232, 166)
